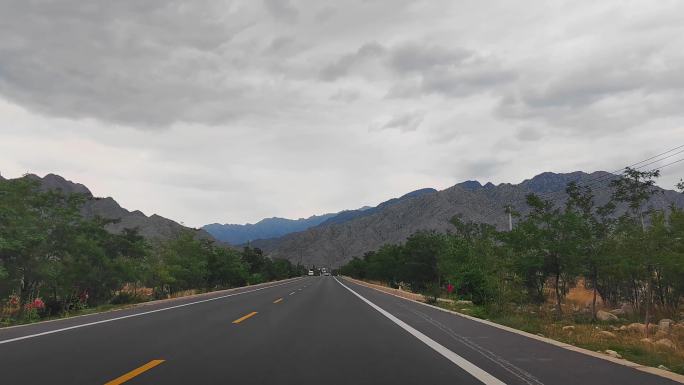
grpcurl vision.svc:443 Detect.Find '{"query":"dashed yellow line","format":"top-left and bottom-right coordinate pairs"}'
top-left (104, 359), bottom-right (165, 385)
top-left (273, 298), bottom-right (283, 304)
top-left (232, 311), bottom-right (258, 324)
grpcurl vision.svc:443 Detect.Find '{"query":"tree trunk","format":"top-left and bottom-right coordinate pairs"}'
top-left (555, 271), bottom-right (563, 316)
top-left (591, 273), bottom-right (598, 322)
top-left (644, 270), bottom-right (653, 337)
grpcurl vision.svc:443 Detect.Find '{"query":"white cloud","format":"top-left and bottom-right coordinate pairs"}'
top-left (1, 0), bottom-right (683, 226)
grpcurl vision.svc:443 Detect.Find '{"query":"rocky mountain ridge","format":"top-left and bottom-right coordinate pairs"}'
top-left (13, 173), bottom-right (215, 242)
top-left (203, 214), bottom-right (336, 245)
top-left (203, 188), bottom-right (437, 244)
top-left (253, 171), bottom-right (684, 267)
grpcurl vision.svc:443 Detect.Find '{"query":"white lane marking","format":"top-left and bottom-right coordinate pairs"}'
top-left (0, 278), bottom-right (303, 345)
top-left (289, 292), bottom-right (296, 295)
top-left (334, 277), bottom-right (506, 385)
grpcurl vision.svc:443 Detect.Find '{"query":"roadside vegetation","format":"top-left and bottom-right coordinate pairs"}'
top-left (340, 168), bottom-right (684, 374)
top-left (0, 177), bottom-right (304, 326)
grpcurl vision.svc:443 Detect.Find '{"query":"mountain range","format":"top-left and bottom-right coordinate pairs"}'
top-left (249, 171), bottom-right (684, 268)
top-left (5, 171), bottom-right (683, 268)
top-left (202, 188), bottom-right (437, 244)
top-left (4, 173), bottom-right (214, 242)
top-left (203, 214), bottom-right (337, 245)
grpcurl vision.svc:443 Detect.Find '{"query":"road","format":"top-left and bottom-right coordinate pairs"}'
top-left (0, 276), bottom-right (680, 384)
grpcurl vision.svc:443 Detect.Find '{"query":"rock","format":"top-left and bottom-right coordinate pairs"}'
top-left (596, 310), bottom-right (618, 322)
top-left (658, 365), bottom-right (671, 371)
top-left (455, 300), bottom-right (473, 305)
top-left (619, 325), bottom-right (627, 331)
top-left (627, 323), bottom-right (644, 333)
top-left (640, 338), bottom-right (654, 345)
top-left (620, 303), bottom-right (635, 315)
top-left (598, 331), bottom-right (616, 339)
top-left (610, 308), bottom-right (625, 316)
top-left (626, 323), bottom-right (655, 334)
top-left (562, 326), bottom-right (575, 331)
top-left (604, 350), bottom-right (622, 359)
top-left (655, 338), bottom-right (676, 350)
top-left (658, 319), bottom-right (674, 334)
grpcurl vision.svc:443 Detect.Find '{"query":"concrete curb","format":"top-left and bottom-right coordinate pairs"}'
top-left (1, 277), bottom-right (303, 331)
top-left (342, 276), bottom-right (684, 384)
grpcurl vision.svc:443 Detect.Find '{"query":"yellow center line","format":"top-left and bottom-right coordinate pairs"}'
top-left (104, 359), bottom-right (165, 385)
top-left (232, 311), bottom-right (258, 324)
top-left (273, 298), bottom-right (283, 304)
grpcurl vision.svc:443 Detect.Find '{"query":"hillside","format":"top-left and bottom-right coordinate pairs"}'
top-left (203, 188), bottom-right (437, 244)
top-left (18, 173), bottom-right (215, 242)
top-left (255, 171), bottom-right (684, 267)
top-left (203, 214), bottom-right (336, 245)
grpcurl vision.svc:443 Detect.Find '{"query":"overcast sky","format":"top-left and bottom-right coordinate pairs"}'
top-left (1, 0), bottom-right (683, 227)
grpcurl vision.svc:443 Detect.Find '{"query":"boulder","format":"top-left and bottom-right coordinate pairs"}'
top-left (598, 331), bottom-right (616, 339)
top-left (655, 338), bottom-right (676, 350)
top-left (609, 308), bottom-right (625, 316)
top-left (658, 319), bottom-right (674, 334)
top-left (596, 310), bottom-right (618, 322)
top-left (604, 350), bottom-right (622, 359)
top-left (619, 303), bottom-right (635, 315)
top-left (627, 323), bottom-right (645, 333)
top-left (626, 323), bottom-right (656, 334)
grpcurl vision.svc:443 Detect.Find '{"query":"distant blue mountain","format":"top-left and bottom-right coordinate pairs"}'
top-left (318, 188), bottom-right (438, 226)
top-left (203, 214), bottom-right (336, 245)
top-left (203, 187), bottom-right (437, 245)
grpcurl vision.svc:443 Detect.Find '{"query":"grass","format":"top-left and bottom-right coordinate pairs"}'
top-left (441, 301), bottom-right (684, 375)
top-left (0, 287), bottom-right (221, 328)
top-left (1, 302), bottom-right (141, 328)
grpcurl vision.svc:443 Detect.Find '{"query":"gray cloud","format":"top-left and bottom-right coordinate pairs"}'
top-left (319, 42), bottom-right (386, 81)
top-left (263, 0), bottom-right (299, 23)
top-left (321, 41), bottom-right (515, 98)
top-left (371, 111), bottom-right (425, 133)
top-left (2, 0), bottom-right (684, 225)
top-left (515, 127), bottom-right (543, 142)
top-left (329, 89), bottom-right (360, 103)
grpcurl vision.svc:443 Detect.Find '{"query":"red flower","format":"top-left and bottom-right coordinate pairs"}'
top-left (32, 298), bottom-right (45, 309)
top-left (24, 298), bottom-right (45, 311)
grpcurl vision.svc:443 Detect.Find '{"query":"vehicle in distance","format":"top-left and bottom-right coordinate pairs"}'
top-left (308, 270), bottom-right (314, 276)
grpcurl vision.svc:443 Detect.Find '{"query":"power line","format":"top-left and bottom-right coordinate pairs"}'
top-left (474, 146), bottom-right (684, 225)
top-left (571, 144), bottom-right (684, 187)
top-left (649, 157), bottom-right (684, 172)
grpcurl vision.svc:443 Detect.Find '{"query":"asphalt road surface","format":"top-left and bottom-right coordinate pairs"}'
top-left (0, 276), bottom-right (680, 384)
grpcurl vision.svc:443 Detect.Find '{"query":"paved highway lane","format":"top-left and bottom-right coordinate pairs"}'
top-left (0, 276), bottom-right (681, 384)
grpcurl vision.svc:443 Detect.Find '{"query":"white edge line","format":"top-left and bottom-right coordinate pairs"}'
top-left (334, 277), bottom-right (506, 385)
top-left (0, 278), bottom-right (302, 345)
top-left (341, 277), bottom-right (684, 385)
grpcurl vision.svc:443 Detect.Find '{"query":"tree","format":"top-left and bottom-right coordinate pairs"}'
top-left (516, 194), bottom-right (583, 316)
top-left (610, 167), bottom-right (660, 230)
top-left (565, 182), bottom-right (615, 320)
top-left (399, 231), bottom-right (444, 292)
top-left (610, 167), bottom-right (661, 333)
